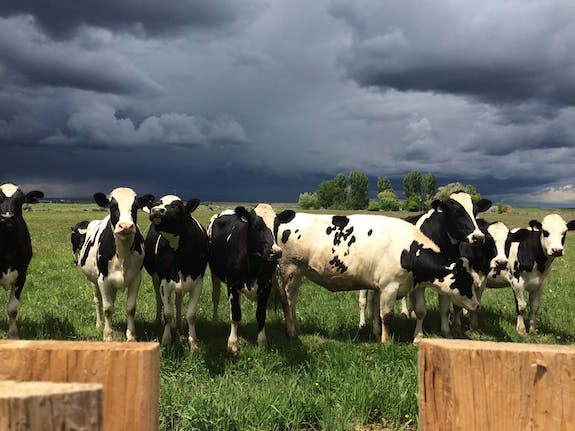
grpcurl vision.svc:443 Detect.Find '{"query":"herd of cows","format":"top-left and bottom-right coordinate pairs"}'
top-left (1, 182), bottom-right (574, 353)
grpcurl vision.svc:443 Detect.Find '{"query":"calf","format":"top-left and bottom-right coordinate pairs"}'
top-left (71, 220), bottom-right (89, 265)
top-left (276, 213), bottom-right (480, 344)
top-left (358, 192), bottom-right (491, 335)
top-left (498, 214), bottom-right (575, 334)
top-left (78, 187), bottom-right (154, 341)
top-left (0, 183), bottom-right (43, 339)
top-left (143, 195), bottom-right (209, 349)
top-left (208, 204), bottom-right (295, 353)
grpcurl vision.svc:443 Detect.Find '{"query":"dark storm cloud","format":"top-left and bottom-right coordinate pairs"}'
top-left (0, 0), bottom-right (254, 39)
top-left (332, 1), bottom-right (575, 107)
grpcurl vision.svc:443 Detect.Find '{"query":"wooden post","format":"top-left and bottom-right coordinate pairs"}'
top-left (0, 340), bottom-right (160, 431)
top-left (0, 380), bottom-right (103, 431)
top-left (419, 339), bottom-right (575, 431)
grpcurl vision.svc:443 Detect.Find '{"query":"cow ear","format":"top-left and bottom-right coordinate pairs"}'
top-left (185, 199), bottom-right (201, 214)
top-left (24, 190), bottom-right (44, 204)
top-left (234, 206), bottom-right (250, 222)
top-left (529, 220), bottom-right (542, 231)
top-left (136, 194), bottom-right (155, 210)
top-left (474, 199), bottom-right (492, 214)
top-left (567, 220), bottom-right (575, 231)
top-left (94, 192), bottom-right (109, 208)
top-left (276, 209), bottom-right (296, 225)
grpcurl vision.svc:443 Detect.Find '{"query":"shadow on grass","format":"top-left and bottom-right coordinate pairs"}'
top-left (4, 312), bottom-right (80, 340)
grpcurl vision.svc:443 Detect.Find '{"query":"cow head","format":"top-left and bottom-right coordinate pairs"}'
top-left (486, 221), bottom-right (510, 272)
top-left (235, 204), bottom-right (294, 262)
top-left (0, 183), bottom-right (44, 229)
top-left (94, 188), bottom-right (154, 239)
top-left (529, 214), bottom-right (575, 257)
top-left (432, 191), bottom-right (491, 246)
top-left (70, 220), bottom-right (90, 264)
top-left (148, 195), bottom-right (200, 236)
top-left (442, 257), bottom-right (481, 311)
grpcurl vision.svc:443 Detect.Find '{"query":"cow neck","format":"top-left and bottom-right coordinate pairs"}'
top-left (421, 211), bottom-right (460, 259)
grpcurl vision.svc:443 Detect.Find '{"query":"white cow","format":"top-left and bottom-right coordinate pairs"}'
top-left (276, 213), bottom-right (480, 343)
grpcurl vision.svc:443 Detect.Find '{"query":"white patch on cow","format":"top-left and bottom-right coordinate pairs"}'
top-left (0, 183), bottom-right (19, 197)
top-left (415, 209), bottom-right (434, 229)
top-left (487, 221), bottom-right (510, 272)
top-left (540, 213), bottom-right (569, 256)
top-left (0, 269), bottom-right (19, 290)
top-left (109, 187), bottom-right (137, 228)
top-left (160, 195), bottom-right (180, 206)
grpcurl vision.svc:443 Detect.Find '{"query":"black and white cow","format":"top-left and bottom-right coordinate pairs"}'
top-left (78, 187), bottom-right (154, 342)
top-left (143, 195), bottom-right (209, 350)
top-left (358, 192), bottom-right (491, 336)
top-left (451, 219), bottom-right (510, 334)
top-left (487, 214), bottom-right (575, 335)
top-left (208, 204), bottom-right (295, 353)
top-left (0, 183), bottom-right (43, 339)
top-left (71, 220), bottom-right (90, 265)
top-left (276, 213), bottom-right (480, 344)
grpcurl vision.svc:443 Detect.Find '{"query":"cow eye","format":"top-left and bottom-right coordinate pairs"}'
top-left (542, 230), bottom-right (550, 238)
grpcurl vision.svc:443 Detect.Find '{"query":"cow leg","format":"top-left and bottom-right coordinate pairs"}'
top-left (160, 282), bottom-right (174, 346)
top-left (369, 289), bottom-right (381, 341)
top-left (278, 264), bottom-right (302, 339)
top-left (185, 277), bottom-right (203, 350)
top-left (7, 284), bottom-right (22, 339)
top-left (227, 285), bottom-right (242, 354)
top-left (92, 282), bottom-right (103, 330)
top-left (469, 285), bottom-right (485, 332)
top-left (175, 290), bottom-right (183, 333)
top-left (125, 274), bottom-right (140, 342)
top-left (451, 305), bottom-right (463, 338)
top-left (100, 283), bottom-right (117, 342)
top-left (256, 281), bottom-right (272, 347)
top-left (379, 284), bottom-right (399, 344)
top-left (512, 283), bottom-right (527, 335)
top-left (412, 286), bottom-right (427, 344)
top-left (528, 287), bottom-right (543, 334)
top-left (211, 275), bottom-right (222, 323)
top-left (358, 289), bottom-right (368, 328)
top-left (152, 274), bottom-right (162, 326)
top-left (400, 297), bottom-right (410, 319)
top-left (438, 294), bottom-right (453, 338)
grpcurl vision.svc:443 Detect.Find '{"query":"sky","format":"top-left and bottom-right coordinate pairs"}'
top-left (2, 0), bottom-right (575, 207)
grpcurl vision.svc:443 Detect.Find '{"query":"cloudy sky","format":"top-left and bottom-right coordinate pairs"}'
top-left (2, 0), bottom-right (575, 206)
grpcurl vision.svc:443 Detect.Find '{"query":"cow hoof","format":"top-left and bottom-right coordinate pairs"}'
top-left (257, 334), bottom-right (267, 348)
top-left (96, 321), bottom-right (103, 330)
top-left (228, 343), bottom-right (239, 355)
top-left (412, 334), bottom-right (424, 345)
top-left (516, 325), bottom-right (527, 336)
top-left (188, 338), bottom-right (199, 351)
top-left (7, 329), bottom-right (19, 339)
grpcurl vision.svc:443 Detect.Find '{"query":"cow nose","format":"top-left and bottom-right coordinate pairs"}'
top-left (551, 248), bottom-right (564, 257)
top-left (116, 221), bottom-right (135, 233)
top-left (152, 207), bottom-right (166, 216)
top-left (1, 212), bottom-right (13, 219)
top-left (495, 259), bottom-right (508, 270)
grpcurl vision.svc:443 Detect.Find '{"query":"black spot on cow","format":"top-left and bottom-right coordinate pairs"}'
top-left (348, 236), bottom-right (356, 247)
top-left (448, 259), bottom-right (474, 299)
top-left (329, 255), bottom-right (348, 273)
top-left (332, 216), bottom-right (349, 229)
top-left (282, 229), bottom-right (291, 244)
top-left (367, 229), bottom-right (373, 236)
top-left (326, 226), bottom-right (334, 235)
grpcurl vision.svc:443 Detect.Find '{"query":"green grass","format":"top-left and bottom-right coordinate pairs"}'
top-left (2, 203), bottom-right (575, 430)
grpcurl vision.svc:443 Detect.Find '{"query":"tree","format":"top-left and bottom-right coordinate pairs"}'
top-left (403, 170), bottom-right (423, 201)
top-left (422, 173), bottom-right (437, 207)
top-left (404, 194), bottom-right (423, 212)
top-left (298, 192), bottom-right (319, 209)
top-left (435, 182), bottom-right (482, 202)
top-left (347, 171), bottom-right (369, 210)
top-left (378, 189), bottom-right (400, 211)
top-left (377, 177), bottom-right (393, 193)
top-left (332, 174), bottom-right (347, 209)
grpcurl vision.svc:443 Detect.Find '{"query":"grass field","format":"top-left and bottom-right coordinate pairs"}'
top-left (2, 203), bottom-right (575, 430)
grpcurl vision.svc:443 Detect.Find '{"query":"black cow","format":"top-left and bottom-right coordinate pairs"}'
top-left (0, 183), bottom-right (43, 339)
top-left (78, 187), bottom-right (154, 341)
top-left (71, 220), bottom-right (90, 265)
top-left (143, 195), bottom-right (209, 350)
top-left (208, 204), bottom-right (295, 353)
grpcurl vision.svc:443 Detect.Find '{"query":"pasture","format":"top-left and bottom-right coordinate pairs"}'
top-left (2, 203), bottom-right (575, 431)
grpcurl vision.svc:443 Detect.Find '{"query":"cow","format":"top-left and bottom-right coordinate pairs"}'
top-left (207, 204), bottom-right (295, 353)
top-left (0, 183), bottom-right (44, 339)
top-left (143, 195), bottom-right (209, 350)
top-left (275, 212), bottom-right (481, 344)
top-left (71, 220), bottom-right (90, 265)
top-left (358, 191), bottom-right (491, 336)
top-left (78, 187), bottom-right (154, 342)
top-left (484, 214), bottom-right (575, 335)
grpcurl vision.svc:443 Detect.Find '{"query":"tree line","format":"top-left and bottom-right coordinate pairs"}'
top-left (297, 170), bottom-right (482, 212)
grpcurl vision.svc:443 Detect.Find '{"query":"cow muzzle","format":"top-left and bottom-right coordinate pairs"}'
top-left (115, 221), bottom-right (135, 236)
top-left (150, 208), bottom-right (165, 225)
top-left (550, 248), bottom-right (564, 257)
top-left (468, 232), bottom-right (485, 245)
